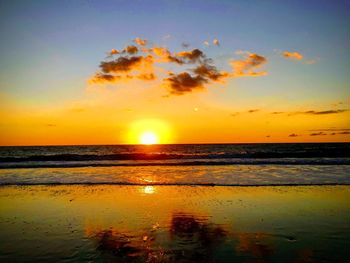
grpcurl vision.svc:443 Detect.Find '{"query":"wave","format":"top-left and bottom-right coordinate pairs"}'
top-left (1, 158), bottom-right (350, 169)
top-left (1, 150), bottom-right (350, 163)
top-left (1, 182), bottom-right (349, 186)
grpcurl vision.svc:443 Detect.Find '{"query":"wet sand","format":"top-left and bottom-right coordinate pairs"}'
top-left (0, 185), bottom-right (349, 262)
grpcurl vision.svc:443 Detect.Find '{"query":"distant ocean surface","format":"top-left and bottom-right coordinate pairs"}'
top-left (1, 143), bottom-right (350, 185)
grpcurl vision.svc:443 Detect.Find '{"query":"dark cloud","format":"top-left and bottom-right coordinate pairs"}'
top-left (310, 132), bottom-right (327, 136)
top-left (89, 73), bottom-right (122, 83)
top-left (329, 131), bottom-right (350, 135)
top-left (99, 56), bottom-right (144, 73)
top-left (165, 72), bottom-right (207, 95)
top-left (248, 109), bottom-right (260, 113)
top-left (304, 110), bottom-right (348, 115)
top-left (271, 111), bottom-right (284, 114)
top-left (289, 133), bottom-right (299, 137)
top-left (176, 49), bottom-right (205, 63)
top-left (90, 40), bottom-right (268, 95)
top-left (291, 109), bottom-right (348, 115)
top-left (192, 64), bottom-right (228, 81)
top-left (123, 45), bottom-right (139, 54)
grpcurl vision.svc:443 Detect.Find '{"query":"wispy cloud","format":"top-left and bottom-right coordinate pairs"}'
top-left (247, 109), bottom-right (260, 113)
top-left (270, 109), bottom-right (349, 116)
top-left (133, 38), bottom-right (147, 46)
top-left (230, 53), bottom-right (267, 77)
top-left (282, 51), bottom-right (303, 60)
top-left (291, 109), bottom-right (348, 115)
top-left (310, 132), bottom-right (327, 136)
top-left (288, 133), bottom-right (299, 137)
top-left (330, 131), bottom-right (350, 135)
top-left (309, 128), bottom-right (350, 132)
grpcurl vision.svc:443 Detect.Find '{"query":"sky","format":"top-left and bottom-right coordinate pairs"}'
top-left (0, 0), bottom-right (349, 145)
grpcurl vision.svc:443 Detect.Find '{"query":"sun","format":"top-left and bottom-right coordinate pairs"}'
top-left (127, 119), bottom-right (172, 144)
top-left (140, 131), bottom-right (159, 145)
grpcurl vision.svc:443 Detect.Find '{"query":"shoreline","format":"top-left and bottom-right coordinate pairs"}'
top-left (1, 184), bottom-right (349, 262)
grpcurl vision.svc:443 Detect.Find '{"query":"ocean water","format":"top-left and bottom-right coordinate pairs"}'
top-left (1, 144), bottom-right (350, 262)
top-left (0, 143), bottom-right (349, 185)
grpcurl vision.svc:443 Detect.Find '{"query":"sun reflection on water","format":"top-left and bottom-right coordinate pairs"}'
top-left (143, 185), bottom-right (155, 194)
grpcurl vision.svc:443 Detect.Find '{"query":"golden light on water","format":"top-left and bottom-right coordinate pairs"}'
top-left (143, 186), bottom-right (155, 194)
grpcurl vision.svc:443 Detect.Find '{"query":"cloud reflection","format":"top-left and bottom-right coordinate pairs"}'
top-left (86, 212), bottom-right (281, 262)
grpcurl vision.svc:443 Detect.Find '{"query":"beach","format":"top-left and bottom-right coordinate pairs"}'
top-left (1, 184), bottom-right (349, 262)
top-left (1, 143), bottom-right (349, 262)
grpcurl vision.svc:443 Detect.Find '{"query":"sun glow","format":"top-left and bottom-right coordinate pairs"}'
top-left (140, 131), bottom-right (158, 145)
top-left (127, 119), bottom-right (172, 144)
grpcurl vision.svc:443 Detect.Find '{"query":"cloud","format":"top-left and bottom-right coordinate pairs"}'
top-left (247, 109), bottom-right (259, 113)
top-left (288, 133), bottom-right (299, 137)
top-left (164, 72), bottom-right (207, 95)
top-left (108, 48), bottom-right (120, 56)
top-left (137, 73), bottom-right (156, 80)
top-left (133, 38), bottom-right (147, 46)
top-left (89, 73), bottom-right (123, 84)
top-left (338, 131), bottom-right (350, 135)
top-left (213, 39), bottom-right (220, 46)
top-left (176, 49), bottom-right (205, 63)
top-left (203, 41), bottom-right (210, 46)
top-left (90, 40), bottom-right (268, 95)
top-left (282, 51), bottom-right (303, 60)
top-left (99, 56), bottom-right (144, 73)
top-left (270, 110), bottom-right (349, 116)
top-left (292, 109), bottom-right (348, 115)
top-left (310, 132), bottom-right (327, 136)
top-left (329, 131), bottom-right (350, 135)
top-left (123, 45), bottom-right (139, 54)
top-left (230, 53), bottom-right (267, 77)
top-left (192, 64), bottom-right (228, 81)
top-left (89, 55), bottom-right (154, 84)
top-left (309, 128), bottom-right (350, 132)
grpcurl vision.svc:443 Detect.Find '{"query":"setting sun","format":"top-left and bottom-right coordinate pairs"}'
top-left (127, 119), bottom-right (172, 144)
top-left (140, 131), bottom-right (158, 145)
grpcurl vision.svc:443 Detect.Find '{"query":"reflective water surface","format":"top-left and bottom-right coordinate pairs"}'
top-left (0, 185), bottom-right (349, 262)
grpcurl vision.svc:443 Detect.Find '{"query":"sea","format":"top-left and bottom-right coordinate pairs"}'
top-left (1, 143), bottom-right (349, 185)
top-left (1, 143), bottom-right (350, 262)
